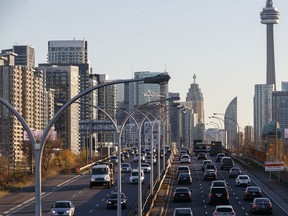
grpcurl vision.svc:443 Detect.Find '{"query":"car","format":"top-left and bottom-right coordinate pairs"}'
top-left (213, 205), bottom-right (236, 216)
top-left (176, 166), bottom-right (191, 178)
top-left (243, 186), bottom-right (263, 200)
top-left (141, 163), bottom-right (151, 173)
top-left (235, 175), bottom-right (251, 186)
top-left (50, 200), bottom-right (75, 216)
top-left (197, 152), bottom-right (208, 160)
top-left (210, 180), bottom-right (228, 189)
top-left (129, 169), bottom-right (145, 184)
top-left (145, 154), bottom-right (156, 164)
top-left (251, 198), bottom-right (273, 214)
top-left (106, 192), bottom-right (127, 209)
top-left (178, 173), bottom-right (192, 185)
top-left (173, 187), bottom-right (192, 202)
top-left (220, 157), bottom-right (234, 170)
top-left (179, 150), bottom-right (188, 160)
top-left (109, 155), bottom-right (118, 164)
top-left (201, 160), bottom-right (213, 170)
top-left (215, 153), bottom-right (225, 162)
top-left (180, 154), bottom-right (191, 164)
top-left (173, 208), bottom-right (194, 216)
top-left (208, 186), bottom-right (229, 205)
top-left (229, 167), bottom-right (242, 178)
top-left (134, 153), bottom-right (145, 162)
top-left (122, 151), bottom-right (130, 159)
top-left (121, 163), bottom-right (132, 173)
top-left (204, 169), bottom-right (217, 180)
top-left (204, 164), bottom-right (217, 172)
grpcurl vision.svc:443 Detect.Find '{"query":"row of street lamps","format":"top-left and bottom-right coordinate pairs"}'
top-left (0, 74), bottom-right (171, 216)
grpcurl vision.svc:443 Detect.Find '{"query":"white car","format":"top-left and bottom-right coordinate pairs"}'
top-left (141, 163), bottom-right (151, 173)
top-left (51, 200), bottom-right (75, 216)
top-left (213, 205), bottom-right (236, 216)
top-left (129, 169), bottom-right (145, 184)
top-left (180, 154), bottom-right (191, 164)
top-left (121, 163), bottom-right (132, 173)
top-left (235, 174), bottom-right (251, 186)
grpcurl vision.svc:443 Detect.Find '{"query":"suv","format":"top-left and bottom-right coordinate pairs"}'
top-left (201, 160), bottom-right (213, 170)
top-left (208, 186), bottom-right (229, 205)
top-left (220, 157), bottom-right (234, 170)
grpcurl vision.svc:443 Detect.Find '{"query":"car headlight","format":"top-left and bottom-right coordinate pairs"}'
top-left (104, 175), bottom-right (110, 180)
top-left (66, 210), bottom-right (71, 213)
top-left (90, 178), bottom-right (95, 182)
top-left (52, 210), bottom-right (56, 213)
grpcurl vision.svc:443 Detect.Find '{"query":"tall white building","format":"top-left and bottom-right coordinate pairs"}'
top-left (253, 84), bottom-right (275, 150)
top-left (48, 40), bottom-right (88, 64)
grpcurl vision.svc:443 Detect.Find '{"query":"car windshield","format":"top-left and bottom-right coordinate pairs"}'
top-left (131, 172), bottom-right (138, 176)
top-left (180, 173), bottom-right (190, 177)
top-left (110, 156), bottom-right (117, 159)
top-left (255, 199), bottom-right (270, 204)
top-left (92, 168), bottom-right (108, 175)
top-left (55, 202), bottom-right (70, 208)
top-left (217, 207), bottom-right (232, 212)
top-left (176, 188), bottom-right (189, 193)
top-left (248, 187), bottom-right (260, 192)
top-left (122, 164), bottom-right (130, 168)
top-left (213, 182), bottom-right (225, 186)
top-left (239, 176), bottom-right (248, 179)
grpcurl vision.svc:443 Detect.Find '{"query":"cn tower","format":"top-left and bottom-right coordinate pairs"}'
top-left (260, 0), bottom-right (280, 87)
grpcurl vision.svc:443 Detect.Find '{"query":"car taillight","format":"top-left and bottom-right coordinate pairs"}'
top-left (213, 212), bottom-right (219, 216)
top-left (269, 203), bottom-right (272, 208)
top-left (253, 203), bottom-right (257, 208)
top-left (209, 193), bottom-right (212, 198)
top-left (245, 191), bottom-right (248, 195)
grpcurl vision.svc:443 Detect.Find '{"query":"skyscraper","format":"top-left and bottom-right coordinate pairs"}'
top-left (260, 0), bottom-right (280, 87)
top-left (254, 84), bottom-right (275, 150)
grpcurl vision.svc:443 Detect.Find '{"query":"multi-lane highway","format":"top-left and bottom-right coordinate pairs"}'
top-left (2, 154), bottom-right (166, 216)
top-left (160, 153), bottom-right (288, 215)
top-left (2, 151), bottom-right (288, 216)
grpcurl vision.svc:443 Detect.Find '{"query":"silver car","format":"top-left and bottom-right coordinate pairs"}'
top-left (51, 200), bottom-right (75, 216)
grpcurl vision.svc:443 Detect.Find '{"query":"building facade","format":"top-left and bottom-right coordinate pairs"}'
top-left (40, 65), bottom-right (80, 154)
top-left (254, 84), bottom-right (275, 150)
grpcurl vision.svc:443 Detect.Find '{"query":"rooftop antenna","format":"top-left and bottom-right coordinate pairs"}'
top-left (193, 74), bottom-right (196, 84)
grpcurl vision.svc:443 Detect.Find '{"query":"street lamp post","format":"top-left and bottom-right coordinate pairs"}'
top-left (214, 113), bottom-right (240, 156)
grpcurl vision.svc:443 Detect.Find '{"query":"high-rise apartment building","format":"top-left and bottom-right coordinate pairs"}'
top-left (254, 84), bottom-right (275, 150)
top-left (40, 65), bottom-right (80, 153)
top-left (48, 40), bottom-right (88, 64)
top-left (244, 125), bottom-right (254, 144)
top-left (260, 0), bottom-right (279, 87)
top-left (46, 39), bottom-right (97, 150)
top-left (0, 51), bottom-right (50, 167)
top-left (2, 45), bottom-right (35, 68)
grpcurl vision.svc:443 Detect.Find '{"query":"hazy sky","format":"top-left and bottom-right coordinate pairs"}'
top-left (1, 0), bottom-right (288, 130)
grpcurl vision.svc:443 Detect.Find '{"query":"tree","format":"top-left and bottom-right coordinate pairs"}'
top-left (42, 137), bottom-right (62, 171)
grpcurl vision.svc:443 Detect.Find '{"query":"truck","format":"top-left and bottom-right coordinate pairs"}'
top-left (210, 141), bottom-right (223, 156)
top-left (193, 139), bottom-right (208, 156)
top-left (90, 163), bottom-right (115, 188)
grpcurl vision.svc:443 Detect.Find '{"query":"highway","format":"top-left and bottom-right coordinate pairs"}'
top-left (160, 153), bottom-right (288, 216)
top-left (3, 155), bottom-right (165, 216)
top-left (2, 151), bottom-right (288, 216)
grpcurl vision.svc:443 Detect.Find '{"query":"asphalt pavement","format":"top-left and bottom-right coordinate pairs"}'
top-left (147, 154), bottom-right (288, 216)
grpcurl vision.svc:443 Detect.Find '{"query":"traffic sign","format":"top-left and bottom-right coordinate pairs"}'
top-left (265, 161), bottom-right (284, 172)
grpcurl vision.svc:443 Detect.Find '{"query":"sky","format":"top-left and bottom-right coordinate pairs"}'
top-left (1, 0), bottom-right (288, 130)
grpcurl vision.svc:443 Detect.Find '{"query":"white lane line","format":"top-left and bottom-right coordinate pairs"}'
top-left (89, 209), bottom-right (93, 213)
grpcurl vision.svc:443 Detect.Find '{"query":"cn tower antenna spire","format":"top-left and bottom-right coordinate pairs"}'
top-left (260, 0), bottom-right (280, 88)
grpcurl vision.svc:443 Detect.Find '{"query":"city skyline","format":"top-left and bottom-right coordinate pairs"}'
top-left (1, 0), bottom-right (288, 129)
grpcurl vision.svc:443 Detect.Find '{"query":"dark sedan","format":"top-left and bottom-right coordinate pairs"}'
top-left (251, 198), bottom-right (272, 214)
top-left (106, 192), bottom-right (127, 209)
top-left (178, 173), bottom-right (192, 185)
top-left (204, 169), bottom-right (217, 181)
top-left (229, 167), bottom-right (242, 178)
top-left (244, 186), bottom-right (262, 200)
top-left (173, 187), bottom-right (192, 202)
